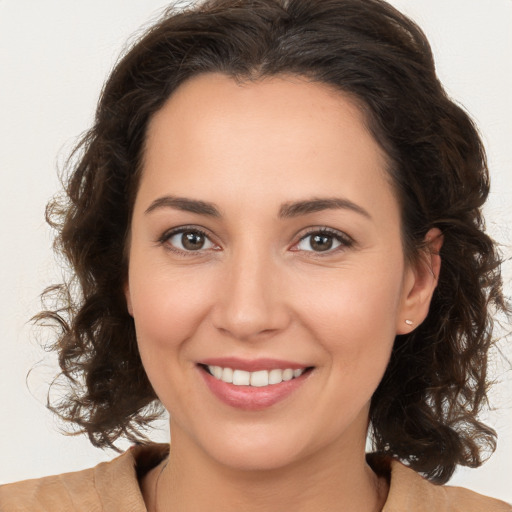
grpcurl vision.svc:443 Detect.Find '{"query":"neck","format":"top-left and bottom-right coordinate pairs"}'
top-left (145, 427), bottom-right (387, 512)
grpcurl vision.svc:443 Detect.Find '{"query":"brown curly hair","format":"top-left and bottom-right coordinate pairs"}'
top-left (37, 0), bottom-right (507, 484)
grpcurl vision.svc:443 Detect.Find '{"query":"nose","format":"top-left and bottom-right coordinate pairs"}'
top-left (211, 247), bottom-right (291, 341)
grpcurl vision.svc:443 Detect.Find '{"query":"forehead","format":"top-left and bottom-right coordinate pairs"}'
top-left (139, 73), bottom-right (398, 223)
top-left (146, 73), bottom-right (379, 159)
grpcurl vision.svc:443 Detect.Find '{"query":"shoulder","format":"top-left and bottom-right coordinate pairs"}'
top-left (0, 443), bottom-right (169, 512)
top-left (0, 465), bottom-right (99, 512)
top-left (380, 457), bottom-right (511, 512)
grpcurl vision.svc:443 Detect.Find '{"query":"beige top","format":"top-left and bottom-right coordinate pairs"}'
top-left (1, 444), bottom-right (510, 511)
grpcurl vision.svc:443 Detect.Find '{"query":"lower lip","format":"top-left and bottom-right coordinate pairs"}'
top-left (199, 367), bottom-right (311, 411)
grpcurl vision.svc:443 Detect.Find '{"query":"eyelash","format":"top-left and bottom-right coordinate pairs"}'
top-left (293, 227), bottom-right (354, 256)
top-left (157, 225), bottom-right (216, 257)
top-left (157, 225), bottom-right (354, 257)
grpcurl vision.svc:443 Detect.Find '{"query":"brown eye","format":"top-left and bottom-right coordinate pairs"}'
top-left (182, 231), bottom-right (206, 250)
top-left (166, 229), bottom-right (215, 252)
top-left (295, 229), bottom-right (351, 253)
top-left (310, 234), bottom-right (334, 252)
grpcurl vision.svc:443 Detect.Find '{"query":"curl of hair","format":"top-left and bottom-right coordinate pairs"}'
top-left (35, 0), bottom-right (508, 483)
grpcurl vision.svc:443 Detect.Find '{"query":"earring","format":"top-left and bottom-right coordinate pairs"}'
top-left (404, 319), bottom-right (413, 326)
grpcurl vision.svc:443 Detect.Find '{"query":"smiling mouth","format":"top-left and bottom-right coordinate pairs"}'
top-left (200, 364), bottom-right (313, 387)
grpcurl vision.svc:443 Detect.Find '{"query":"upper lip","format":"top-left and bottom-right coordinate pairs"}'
top-left (199, 357), bottom-right (311, 372)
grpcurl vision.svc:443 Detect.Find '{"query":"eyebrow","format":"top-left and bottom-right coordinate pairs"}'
top-left (145, 196), bottom-right (221, 217)
top-left (145, 195), bottom-right (371, 220)
top-left (278, 197), bottom-right (371, 220)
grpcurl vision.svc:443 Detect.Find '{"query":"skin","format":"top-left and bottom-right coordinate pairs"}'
top-left (125, 73), bottom-right (442, 512)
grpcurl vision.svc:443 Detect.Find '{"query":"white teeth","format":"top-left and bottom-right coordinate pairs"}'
top-left (282, 369), bottom-right (294, 381)
top-left (206, 365), bottom-right (306, 387)
top-left (268, 368), bottom-right (283, 385)
top-left (250, 370), bottom-right (269, 387)
top-left (211, 366), bottom-right (223, 379)
top-left (232, 369), bottom-right (250, 386)
top-left (221, 367), bottom-right (233, 383)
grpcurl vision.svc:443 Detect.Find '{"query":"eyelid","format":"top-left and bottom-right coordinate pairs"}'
top-left (156, 224), bottom-right (354, 257)
top-left (291, 226), bottom-right (354, 255)
top-left (157, 225), bottom-right (220, 256)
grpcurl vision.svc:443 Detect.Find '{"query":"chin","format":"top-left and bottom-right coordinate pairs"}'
top-left (185, 420), bottom-right (328, 473)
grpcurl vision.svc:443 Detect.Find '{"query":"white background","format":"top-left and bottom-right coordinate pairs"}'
top-left (0, 0), bottom-right (511, 503)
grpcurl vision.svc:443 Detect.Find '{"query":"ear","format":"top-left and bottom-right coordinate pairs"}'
top-left (396, 227), bottom-right (443, 334)
top-left (124, 281), bottom-right (134, 317)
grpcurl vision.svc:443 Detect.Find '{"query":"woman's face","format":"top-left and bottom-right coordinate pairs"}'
top-left (126, 73), bottom-right (435, 471)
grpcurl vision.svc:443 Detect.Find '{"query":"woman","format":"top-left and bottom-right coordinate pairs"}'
top-left (1, 0), bottom-right (510, 510)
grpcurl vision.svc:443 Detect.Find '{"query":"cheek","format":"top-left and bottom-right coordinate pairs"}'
top-left (127, 264), bottom-right (218, 412)
top-left (292, 263), bottom-right (403, 376)
top-left (128, 262), bottom-right (215, 358)
top-left (292, 268), bottom-right (402, 426)
top-left (294, 263), bottom-right (403, 335)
